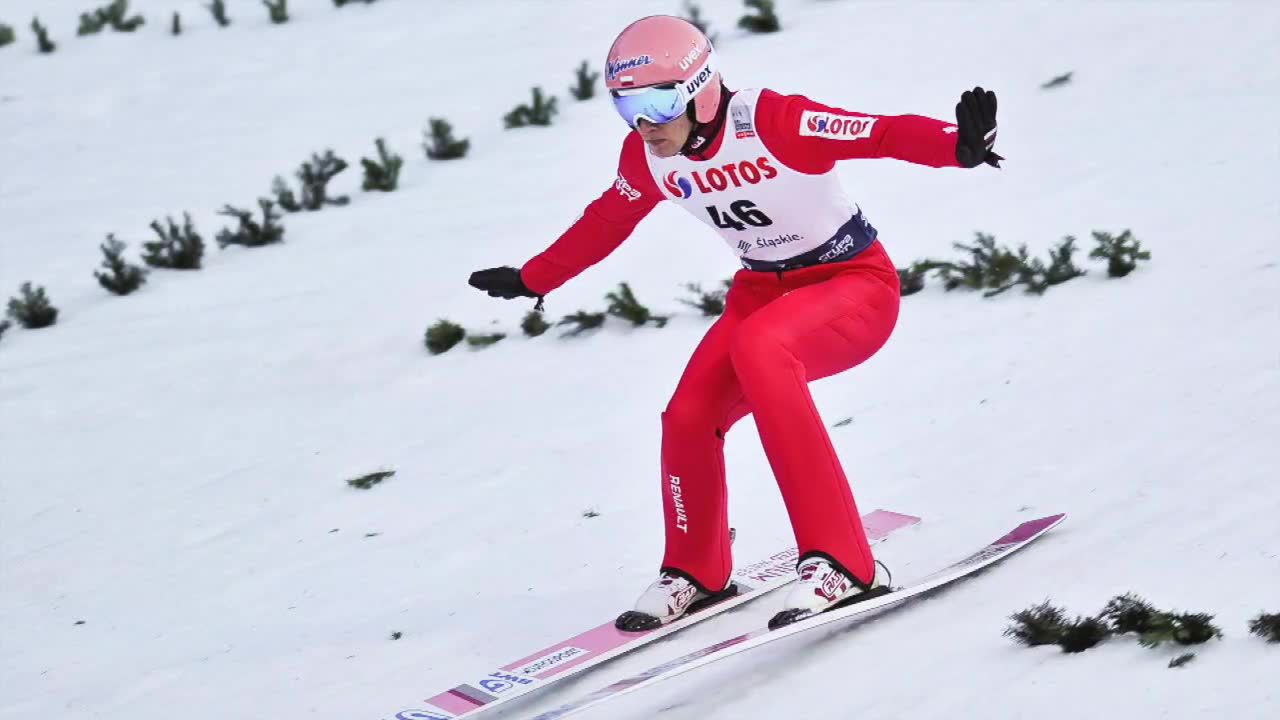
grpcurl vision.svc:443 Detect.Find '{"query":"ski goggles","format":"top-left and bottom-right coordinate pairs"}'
top-left (609, 52), bottom-right (718, 128)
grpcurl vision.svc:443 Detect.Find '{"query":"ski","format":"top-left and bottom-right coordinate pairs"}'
top-left (526, 513), bottom-right (1066, 720)
top-left (388, 510), bottom-right (921, 720)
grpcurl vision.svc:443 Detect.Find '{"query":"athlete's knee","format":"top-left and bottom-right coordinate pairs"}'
top-left (728, 320), bottom-right (790, 373)
top-left (662, 391), bottom-right (722, 437)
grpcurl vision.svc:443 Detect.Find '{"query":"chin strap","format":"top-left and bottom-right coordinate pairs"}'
top-left (680, 84), bottom-right (733, 159)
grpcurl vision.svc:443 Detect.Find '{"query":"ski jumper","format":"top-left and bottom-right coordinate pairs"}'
top-left (521, 88), bottom-right (960, 592)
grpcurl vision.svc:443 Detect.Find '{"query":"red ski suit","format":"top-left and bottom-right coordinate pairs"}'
top-left (521, 89), bottom-right (961, 592)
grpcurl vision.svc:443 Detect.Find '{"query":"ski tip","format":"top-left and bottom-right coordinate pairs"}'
top-left (869, 509), bottom-right (923, 525)
top-left (998, 513), bottom-right (1067, 545)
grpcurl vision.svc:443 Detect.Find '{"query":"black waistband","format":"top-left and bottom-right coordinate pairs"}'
top-left (740, 210), bottom-right (878, 273)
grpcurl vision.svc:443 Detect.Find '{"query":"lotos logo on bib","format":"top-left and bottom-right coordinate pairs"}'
top-left (800, 111), bottom-right (877, 140)
top-left (664, 157), bottom-right (779, 199)
top-left (664, 171), bottom-right (694, 199)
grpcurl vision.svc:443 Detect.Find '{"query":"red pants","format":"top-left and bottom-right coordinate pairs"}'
top-left (659, 241), bottom-right (901, 592)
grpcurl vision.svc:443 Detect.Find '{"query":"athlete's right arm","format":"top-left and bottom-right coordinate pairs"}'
top-left (516, 133), bottom-right (663, 297)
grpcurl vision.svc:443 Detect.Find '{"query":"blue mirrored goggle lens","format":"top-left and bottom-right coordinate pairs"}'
top-left (611, 86), bottom-right (685, 128)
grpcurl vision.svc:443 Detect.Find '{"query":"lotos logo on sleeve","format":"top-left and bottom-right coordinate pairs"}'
top-left (799, 111), bottom-right (877, 140)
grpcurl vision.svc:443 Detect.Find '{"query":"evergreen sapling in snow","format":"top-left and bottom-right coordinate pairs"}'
top-left (505, 87), bottom-right (558, 128)
top-left (274, 150), bottom-right (350, 211)
top-left (79, 1), bottom-right (145, 35)
top-left (1248, 612), bottom-right (1280, 642)
top-left (7, 282), bottom-right (59, 329)
top-left (679, 280), bottom-right (731, 316)
top-left (1042, 72), bottom-right (1073, 90)
top-left (216, 200), bottom-right (285, 248)
top-left (207, 0), bottom-right (231, 28)
top-left (94, 234), bottom-right (148, 295)
top-left (423, 118), bottom-right (470, 160)
top-left (171, 11), bottom-right (181, 35)
top-left (738, 0), bottom-right (780, 34)
top-left (559, 310), bottom-right (606, 337)
top-left (897, 262), bottom-right (931, 296)
top-left (0, 23), bottom-right (15, 48)
top-left (425, 319), bottom-right (466, 355)
top-left (466, 333), bottom-right (506, 349)
top-left (32, 17), bottom-right (56, 53)
top-left (1089, 229), bottom-right (1151, 277)
top-left (143, 213), bottom-right (205, 269)
top-left (334, 0), bottom-right (378, 6)
top-left (1056, 615), bottom-right (1111, 653)
top-left (360, 138), bottom-right (403, 192)
top-left (1004, 600), bottom-right (1068, 647)
top-left (263, 0), bottom-right (289, 24)
top-left (1101, 593), bottom-right (1158, 634)
top-left (1101, 593), bottom-right (1221, 648)
top-left (569, 60), bottom-right (600, 101)
top-left (606, 282), bottom-right (668, 327)
top-left (0, 320), bottom-right (10, 342)
top-left (521, 310), bottom-right (550, 337)
top-left (347, 470), bottom-right (394, 489)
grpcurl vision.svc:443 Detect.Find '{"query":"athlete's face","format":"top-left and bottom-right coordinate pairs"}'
top-left (636, 114), bottom-right (692, 158)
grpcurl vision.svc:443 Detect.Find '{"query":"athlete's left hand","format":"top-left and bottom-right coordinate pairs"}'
top-left (955, 87), bottom-right (1003, 168)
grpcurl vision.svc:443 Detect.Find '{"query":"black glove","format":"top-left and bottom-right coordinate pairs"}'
top-left (468, 266), bottom-right (539, 300)
top-left (954, 87), bottom-right (1003, 168)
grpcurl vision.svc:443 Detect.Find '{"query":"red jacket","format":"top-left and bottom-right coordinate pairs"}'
top-left (520, 89), bottom-right (961, 296)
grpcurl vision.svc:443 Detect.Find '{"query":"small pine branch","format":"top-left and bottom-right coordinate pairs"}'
top-left (466, 333), bottom-right (506, 349)
top-left (105, 1), bottom-right (145, 32)
top-left (142, 213), bottom-right (205, 269)
top-left (171, 11), bottom-right (181, 35)
top-left (423, 117), bottom-right (470, 160)
top-left (558, 310), bottom-right (606, 337)
top-left (0, 319), bottom-right (11, 341)
top-left (6, 282), bottom-right (59, 329)
top-left (292, 150), bottom-right (350, 210)
top-left (271, 176), bottom-right (301, 212)
top-left (1168, 652), bottom-right (1195, 669)
top-left (582, 508), bottom-right (601, 518)
top-left (1030, 235), bottom-right (1087, 293)
top-left (1004, 600), bottom-right (1068, 647)
top-left (678, 282), bottom-right (728, 317)
top-left (1248, 612), bottom-right (1280, 642)
top-left (389, 630), bottom-right (402, 640)
top-left (682, 1), bottom-right (718, 42)
top-left (738, 0), bottom-right (780, 33)
top-left (521, 310), bottom-right (549, 337)
top-left (897, 262), bottom-right (933, 296)
top-left (346, 470), bottom-right (394, 490)
top-left (207, 0), bottom-right (231, 28)
top-left (606, 282), bottom-right (668, 327)
top-left (360, 138), bottom-right (403, 192)
top-left (505, 87), bottom-right (558, 129)
top-left (569, 60), bottom-right (600, 101)
top-left (32, 17), bottom-right (56, 53)
top-left (1042, 72), bottom-right (1073, 90)
top-left (1136, 611), bottom-right (1223, 648)
top-left (78, 11), bottom-right (107, 36)
top-left (263, 0), bottom-right (289, 24)
top-left (1101, 593), bottom-right (1159, 635)
top-left (0, 23), bottom-right (15, 49)
top-left (215, 199), bottom-right (285, 248)
top-left (425, 319), bottom-right (466, 355)
top-left (1056, 616), bottom-right (1111, 653)
top-left (1088, 229), bottom-right (1150, 278)
top-left (334, 0), bottom-right (379, 6)
top-left (94, 234), bottom-right (148, 295)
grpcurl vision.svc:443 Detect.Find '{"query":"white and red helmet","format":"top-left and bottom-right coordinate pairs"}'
top-left (605, 16), bottom-right (722, 127)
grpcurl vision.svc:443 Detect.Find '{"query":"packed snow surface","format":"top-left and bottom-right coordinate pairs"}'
top-left (1, 1), bottom-right (1277, 719)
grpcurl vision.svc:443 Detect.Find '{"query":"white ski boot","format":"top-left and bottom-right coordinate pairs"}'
top-left (768, 557), bottom-right (892, 629)
top-left (615, 572), bottom-right (738, 632)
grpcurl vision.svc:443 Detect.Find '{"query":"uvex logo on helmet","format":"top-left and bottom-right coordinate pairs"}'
top-left (799, 111), bottom-right (877, 141)
top-left (683, 63), bottom-right (714, 97)
top-left (678, 46), bottom-right (703, 71)
top-left (663, 157), bottom-right (779, 199)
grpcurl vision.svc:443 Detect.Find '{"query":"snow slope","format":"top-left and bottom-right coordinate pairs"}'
top-left (1, 1), bottom-right (1278, 719)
